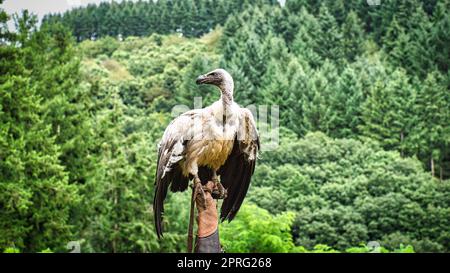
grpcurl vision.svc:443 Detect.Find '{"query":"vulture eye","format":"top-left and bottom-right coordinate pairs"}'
top-left (210, 72), bottom-right (216, 76)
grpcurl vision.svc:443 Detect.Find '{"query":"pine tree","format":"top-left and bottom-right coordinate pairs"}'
top-left (411, 71), bottom-right (450, 178)
top-left (0, 10), bottom-right (78, 252)
top-left (431, 2), bottom-right (450, 74)
top-left (341, 11), bottom-right (365, 62)
top-left (301, 61), bottom-right (338, 134)
top-left (383, 17), bottom-right (403, 52)
top-left (315, 4), bottom-right (343, 62)
top-left (359, 69), bottom-right (415, 155)
top-left (18, 19), bottom-right (95, 187)
top-left (260, 56), bottom-right (309, 136)
top-left (171, 0), bottom-right (184, 34)
top-left (182, 0), bottom-right (197, 37)
top-left (291, 7), bottom-right (323, 68)
top-left (406, 6), bottom-right (434, 79)
top-left (41, 0), bottom-right (279, 40)
top-left (324, 0), bottom-right (351, 24)
top-left (285, 0), bottom-right (309, 14)
top-left (221, 25), bottom-right (267, 103)
top-left (327, 65), bottom-right (364, 138)
top-left (79, 87), bottom-right (159, 252)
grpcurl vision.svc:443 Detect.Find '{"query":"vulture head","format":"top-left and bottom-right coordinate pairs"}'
top-left (196, 69), bottom-right (234, 96)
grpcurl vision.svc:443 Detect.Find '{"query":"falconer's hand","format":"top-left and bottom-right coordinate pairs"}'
top-left (194, 181), bottom-right (222, 253)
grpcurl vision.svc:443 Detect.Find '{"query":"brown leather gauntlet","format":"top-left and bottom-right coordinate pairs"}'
top-left (194, 181), bottom-right (222, 253)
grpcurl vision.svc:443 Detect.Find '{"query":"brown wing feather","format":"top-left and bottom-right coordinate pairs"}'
top-left (218, 108), bottom-right (259, 222)
top-left (153, 138), bottom-right (189, 238)
top-left (153, 110), bottom-right (201, 238)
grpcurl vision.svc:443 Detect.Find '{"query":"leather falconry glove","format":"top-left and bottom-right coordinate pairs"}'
top-left (194, 181), bottom-right (222, 253)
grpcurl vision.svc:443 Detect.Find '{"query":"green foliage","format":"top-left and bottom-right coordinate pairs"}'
top-left (359, 69), bottom-right (415, 154)
top-left (345, 244), bottom-right (414, 254)
top-left (0, 10), bottom-right (80, 252)
top-left (253, 132), bottom-right (450, 252)
top-left (76, 89), bottom-right (162, 253)
top-left (42, 0), bottom-right (278, 41)
top-left (3, 247), bottom-right (20, 253)
top-left (410, 71), bottom-right (450, 177)
top-left (1, 0), bottom-right (449, 253)
top-left (220, 203), bottom-right (416, 253)
top-left (220, 203), bottom-right (296, 253)
top-left (341, 11), bottom-right (365, 62)
top-left (2, 247), bottom-right (53, 253)
top-left (37, 248), bottom-right (53, 253)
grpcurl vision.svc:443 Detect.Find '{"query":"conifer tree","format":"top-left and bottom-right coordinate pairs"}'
top-left (79, 87), bottom-right (159, 252)
top-left (327, 65), bottom-right (364, 138)
top-left (359, 69), bottom-right (415, 155)
top-left (431, 2), bottom-right (450, 74)
top-left (315, 4), bottom-right (343, 62)
top-left (301, 61), bottom-right (338, 134)
top-left (341, 11), bottom-right (365, 62)
top-left (291, 7), bottom-right (322, 68)
top-left (0, 10), bottom-right (78, 252)
top-left (411, 72), bottom-right (449, 178)
top-left (22, 22), bottom-right (94, 185)
top-left (260, 57), bottom-right (309, 136)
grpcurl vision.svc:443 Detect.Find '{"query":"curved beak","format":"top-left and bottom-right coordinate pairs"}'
top-left (196, 74), bottom-right (208, 85)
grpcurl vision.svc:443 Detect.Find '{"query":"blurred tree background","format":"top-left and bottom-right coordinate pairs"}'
top-left (1, 0), bottom-right (449, 252)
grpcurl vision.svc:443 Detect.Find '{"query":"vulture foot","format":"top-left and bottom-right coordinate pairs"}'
top-left (212, 181), bottom-right (227, 200)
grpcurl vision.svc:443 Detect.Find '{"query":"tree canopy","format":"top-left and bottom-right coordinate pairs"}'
top-left (1, 0), bottom-right (449, 253)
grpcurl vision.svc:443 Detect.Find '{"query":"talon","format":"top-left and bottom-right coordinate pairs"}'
top-left (212, 181), bottom-right (227, 199)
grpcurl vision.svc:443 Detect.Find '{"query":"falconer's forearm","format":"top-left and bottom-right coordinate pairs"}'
top-left (195, 181), bottom-right (222, 253)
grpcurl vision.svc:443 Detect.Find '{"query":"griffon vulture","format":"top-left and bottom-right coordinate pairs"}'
top-left (154, 69), bottom-right (259, 238)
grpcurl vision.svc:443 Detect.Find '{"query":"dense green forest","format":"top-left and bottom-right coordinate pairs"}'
top-left (1, 0), bottom-right (449, 253)
top-left (42, 0), bottom-right (279, 40)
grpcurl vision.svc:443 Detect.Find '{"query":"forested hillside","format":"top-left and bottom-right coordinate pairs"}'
top-left (43, 0), bottom-right (279, 40)
top-left (1, 0), bottom-right (449, 253)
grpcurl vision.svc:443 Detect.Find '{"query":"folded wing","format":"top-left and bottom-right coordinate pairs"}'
top-left (218, 108), bottom-right (260, 221)
top-left (153, 110), bottom-right (200, 238)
